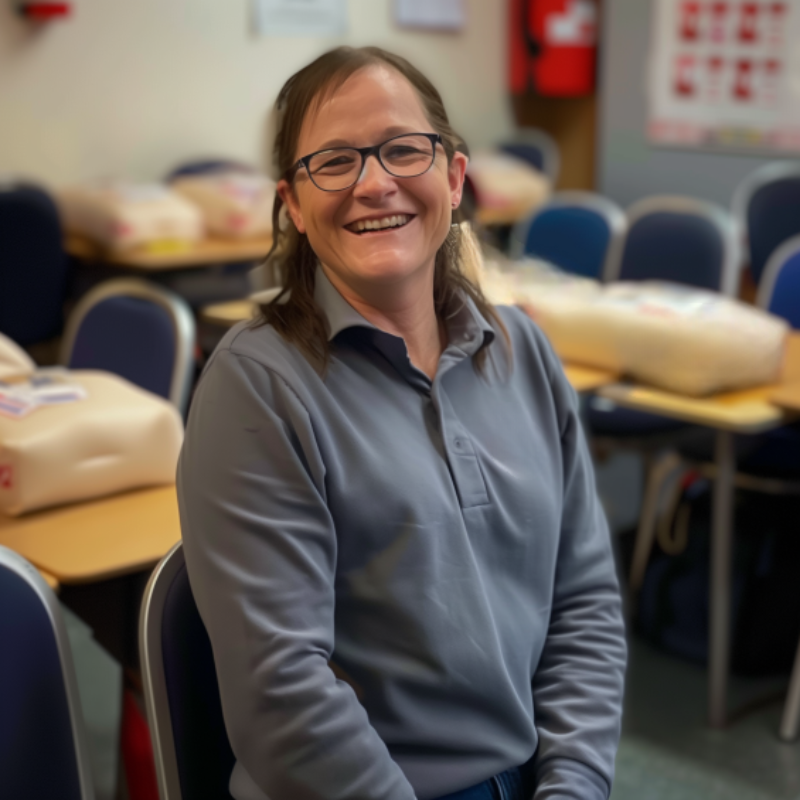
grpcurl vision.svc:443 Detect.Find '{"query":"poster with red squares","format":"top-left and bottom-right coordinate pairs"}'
top-left (647, 1), bottom-right (800, 153)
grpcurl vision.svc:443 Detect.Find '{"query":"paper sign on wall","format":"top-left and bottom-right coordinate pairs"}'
top-left (647, 0), bottom-right (800, 153)
top-left (251, 0), bottom-right (347, 37)
top-left (394, 0), bottom-right (465, 31)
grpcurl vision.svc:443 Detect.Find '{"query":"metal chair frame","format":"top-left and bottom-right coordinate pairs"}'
top-left (139, 541), bottom-right (186, 800)
top-left (757, 232), bottom-right (800, 742)
top-left (731, 161), bottom-right (800, 279)
top-left (507, 127), bottom-right (561, 184)
top-left (59, 278), bottom-right (196, 414)
top-left (606, 195), bottom-right (741, 296)
top-left (508, 190), bottom-right (627, 281)
top-left (756, 233), bottom-right (800, 313)
top-left (0, 546), bottom-right (95, 799)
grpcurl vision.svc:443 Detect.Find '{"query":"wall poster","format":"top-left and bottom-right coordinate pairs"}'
top-left (647, 1), bottom-right (800, 153)
top-left (251, 0), bottom-right (347, 37)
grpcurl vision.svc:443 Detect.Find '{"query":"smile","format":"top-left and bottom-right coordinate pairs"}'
top-left (346, 214), bottom-right (414, 234)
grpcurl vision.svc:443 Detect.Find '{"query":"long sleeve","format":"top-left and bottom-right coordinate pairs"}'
top-left (177, 349), bottom-right (417, 800)
top-left (529, 334), bottom-right (627, 800)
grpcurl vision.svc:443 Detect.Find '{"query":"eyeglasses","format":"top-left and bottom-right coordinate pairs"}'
top-left (291, 132), bottom-right (442, 192)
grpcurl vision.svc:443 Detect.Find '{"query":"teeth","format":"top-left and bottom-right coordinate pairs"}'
top-left (351, 214), bottom-right (409, 232)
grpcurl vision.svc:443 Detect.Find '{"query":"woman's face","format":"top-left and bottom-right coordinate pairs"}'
top-left (278, 65), bottom-right (467, 298)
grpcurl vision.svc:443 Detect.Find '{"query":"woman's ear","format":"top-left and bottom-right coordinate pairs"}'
top-left (277, 179), bottom-right (306, 234)
top-left (448, 151), bottom-right (469, 209)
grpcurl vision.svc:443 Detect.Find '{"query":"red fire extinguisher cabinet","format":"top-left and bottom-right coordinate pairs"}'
top-left (509, 0), bottom-right (599, 97)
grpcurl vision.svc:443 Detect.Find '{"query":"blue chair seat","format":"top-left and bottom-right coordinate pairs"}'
top-left (740, 425), bottom-right (800, 478)
top-left (0, 547), bottom-right (94, 799)
top-left (162, 560), bottom-right (236, 799)
top-left (587, 399), bottom-right (686, 438)
top-left (141, 544), bottom-right (236, 799)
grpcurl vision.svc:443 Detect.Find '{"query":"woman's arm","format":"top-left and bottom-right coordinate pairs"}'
top-left (178, 347), bottom-right (416, 800)
top-left (529, 330), bottom-right (628, 800)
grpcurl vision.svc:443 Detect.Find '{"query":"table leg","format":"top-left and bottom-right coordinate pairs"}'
top-left (709, 429), bottom-right (735, 728)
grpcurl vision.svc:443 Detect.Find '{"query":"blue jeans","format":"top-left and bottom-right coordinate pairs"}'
top-left (434, 766), bottom-right (530, 800)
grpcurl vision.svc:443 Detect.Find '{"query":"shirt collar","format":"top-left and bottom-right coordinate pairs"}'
top-left (313, 265), bottom-right (378, 341)
top-left (312, 264), bottom-right (496, 357)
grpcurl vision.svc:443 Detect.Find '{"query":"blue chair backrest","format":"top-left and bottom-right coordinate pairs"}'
top-left (0, 184), bottom-right (68, 345)
top-left (759, 238), bottom-right (800, 329)
top-left (618, 202), bottom-right (732, 292)
top-left (745, 175), bottom-right (800, 286)
top-left (162, 559), bottom-right (235, 799)
top-left (68, 296), bottom-right (177, 400)
top-left (519, 206), bottom-right (614, 279)
top-left (0, 548), bottom-right (92, 799)
top-left (499, 142), bottom-right (545, 174)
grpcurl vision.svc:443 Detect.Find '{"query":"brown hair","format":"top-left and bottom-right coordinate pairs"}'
top-left (258, 45), bottom-right (507, 371)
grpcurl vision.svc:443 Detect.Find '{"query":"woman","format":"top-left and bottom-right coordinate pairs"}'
top-left (178, 46), bottom-right (626, 800)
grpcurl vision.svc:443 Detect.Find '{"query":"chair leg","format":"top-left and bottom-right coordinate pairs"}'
top-left (779, 636), bottom-right (800, 742)
top-left (630, 451), bottom-right (686, 592)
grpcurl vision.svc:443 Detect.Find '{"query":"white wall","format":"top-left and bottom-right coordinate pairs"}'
top-left (0, 0), bottom-right (512, 187)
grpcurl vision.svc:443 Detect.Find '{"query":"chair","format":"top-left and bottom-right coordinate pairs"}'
top-left (630, 234), bottom-right (800, 589)
top-left (0, 546), bottom-right (95, 799)
top-left (756, 234), bottom-right (800, 329)
top-left (606, 195), bottom-right (740, 295)
top-left (498, 127), bottom-right (560, 184)
top-left (508, 191), bottom-right (626, 280)
top-left (59, 278), bottom-right (196, 415)
top-left (0, 182), bottom-right (69, 346)
top-left (139, 542), bottom-right (236, 800)
top-left (627, 237), bottom-right (800, 740)
top-left (758, 235), bottom-right (800, 742)
top-left (732, 161), bottom-right (800, 287)
top-left (588, 196), bottom-right (740, 439)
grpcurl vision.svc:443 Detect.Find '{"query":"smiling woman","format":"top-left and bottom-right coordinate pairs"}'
top-left (177, 46), bottom-right (626, 800)
top-left (261, 46), bottom-right (505, 379)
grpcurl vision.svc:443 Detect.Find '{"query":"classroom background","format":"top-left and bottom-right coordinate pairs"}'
top-left (2, 1), bottom-right (800, 799)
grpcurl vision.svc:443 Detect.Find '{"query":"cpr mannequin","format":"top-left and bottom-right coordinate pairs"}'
top-left (171, 173), bottom-right (276, 239)
top-left (477, 257), bottom-right (788, 397)
top-left (0, 367), bottom-right (183, 516)
top-left (58, 182), bottom-right (203, 252)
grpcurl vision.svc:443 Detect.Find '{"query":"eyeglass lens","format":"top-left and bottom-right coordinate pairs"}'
top-left (306, 134), bottom-right (436, 191)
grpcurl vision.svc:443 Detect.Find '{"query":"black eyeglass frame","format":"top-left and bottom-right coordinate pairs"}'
top-left (289, 132), bottom-right (443, 192)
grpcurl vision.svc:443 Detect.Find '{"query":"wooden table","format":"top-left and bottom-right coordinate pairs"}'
top-left (65, 233), bottom-right (273, 272)
top-left (599, 333), bottom-right (800, 433)
top-left (0, 485), bottom-right (180, 585)
top-left (201, 298), bottom-right (259, 326)
top-left (39, 569), bottom-right (60, 591)
top-left (770, 382), bottom-right (800, 414)
top-left (597, 332), bottom-right (800, 728)
top-left (475, 199), bottom-right (544, 228)
top-left (563, 363), bottom-right (620, 394)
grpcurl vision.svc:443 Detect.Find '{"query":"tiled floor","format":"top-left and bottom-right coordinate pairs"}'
top-left (613, 639), bottom-right (800, 800)
top-left (64, 605), bottom-right (122, 800)
top-left (594, 452), bottom-right (800, 800)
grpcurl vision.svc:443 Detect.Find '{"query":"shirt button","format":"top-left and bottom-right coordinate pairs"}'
top-left (454, 438), bottom-right (463, 450)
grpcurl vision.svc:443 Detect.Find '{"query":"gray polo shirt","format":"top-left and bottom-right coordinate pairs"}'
top-left (177, 268), bottom-right (626, 800)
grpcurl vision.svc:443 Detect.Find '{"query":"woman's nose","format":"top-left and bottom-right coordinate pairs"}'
top-left (353, 154), bottom-right (397, 199)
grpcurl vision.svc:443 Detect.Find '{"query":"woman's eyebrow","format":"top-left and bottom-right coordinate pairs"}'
top-left (314, 126), bottom-right (420, 151)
